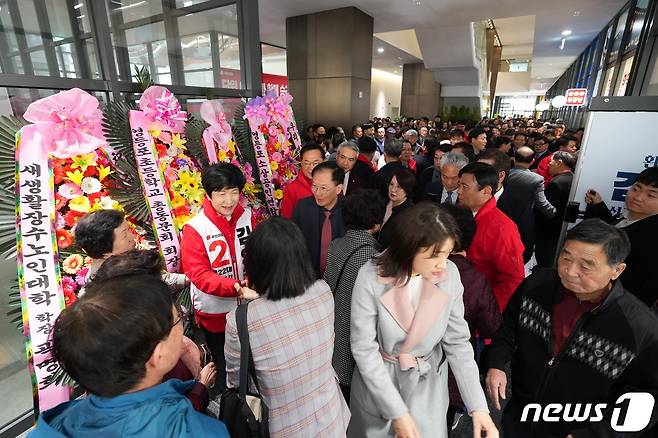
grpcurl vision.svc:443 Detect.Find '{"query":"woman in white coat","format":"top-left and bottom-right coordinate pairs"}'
top-left (349, 203), bottom-right (498, 438)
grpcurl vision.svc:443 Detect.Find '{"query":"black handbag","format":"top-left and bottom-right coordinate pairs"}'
top-left (219, 302), bottom-right (269, 437)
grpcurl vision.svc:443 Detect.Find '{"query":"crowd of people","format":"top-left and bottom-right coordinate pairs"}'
top-left (30, 114), bottom-right (658, 438)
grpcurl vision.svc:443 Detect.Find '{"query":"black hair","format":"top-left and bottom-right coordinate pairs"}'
top-left (494, 136), bottom-right (512, 149)
top-left (93, 249), bottom-right (164, 281)
top-left (635, 167), bottom-right (658, 188)
top-left (449, 129), bottom-right (465, 139)
top-left (452, 141), bottom-right (475, 162)
top-left (343, 189), bottom-right (386, 230)
top-left (244, 216), bottom-right (316, 300)
top-left (351, 124), bottom-right (362, 136)
top-left (478, 148), bottom-right (511, 177)
top-left (423, 137), bottom-right (440, 156)
top-left (362, 123), bottom-right (374, 131)
top-left (74, 210), bottom-right (125, 259)
top-left (201, 162), bottom-right (246, 195)
top-left (376, 202), bottom-right (459, 285)
top-left (552, 151), bottom-right (577, 171)
top-left (441, 203), bottom-right (476, 251)
top-left (459, 162), bottom-right (499, 192)
top-left (514, 132), bottom-right (527, 140)
top-left (556, 135), bottom-right (577, 150)
top-left (391, 168), bottom-right (416, 197)
top-left (358, 135), bottom-right (377, 154)
top-left (53, 273), bottom-right (174, 397)
top-left (311, 161), bottom-right (345, 185)
top-left (564, 219), bottom-right (630, 265)
top-left (469, 127), bottom-right (486, 140)
top-left (300, 143), bottom-right (325, 160)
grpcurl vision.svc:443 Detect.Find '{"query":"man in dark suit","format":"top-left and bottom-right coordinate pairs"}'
top-left (370, 138), bottom-right (405, 201)
top-left (534, 151), bottom-right (577, 267)
top-left (292, 161), bottom-right (347, 278)
top-left (584, 167), bottom-right (658, 307)
top-left (529, 135), bottom-right (549, 170)
top-left (416, 151), bottom-right (468, 204)
top-left (335, 140), bottom-right (373, 196)
top-left (500, 147), bottom-right (556, 262)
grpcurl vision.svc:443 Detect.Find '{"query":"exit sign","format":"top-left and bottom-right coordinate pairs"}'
top-left (565, 88), bottom-right (588, 106)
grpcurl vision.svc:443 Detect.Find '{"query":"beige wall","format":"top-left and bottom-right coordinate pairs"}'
top-left (495, 72), bottom-right (532, 94)
top-left (400, 63), bottom-right (441, 118)
top-left (370, 69), bottom-right (402, 118)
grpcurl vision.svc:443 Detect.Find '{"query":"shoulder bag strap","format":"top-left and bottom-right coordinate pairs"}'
top-left (236, 301), bottom-right (263, 397)
top-left (335, 244), bottom-right (371, 291)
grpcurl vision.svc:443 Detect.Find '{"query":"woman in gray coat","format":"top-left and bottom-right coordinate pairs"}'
top-left (349, 203), bottom-right (498, 438)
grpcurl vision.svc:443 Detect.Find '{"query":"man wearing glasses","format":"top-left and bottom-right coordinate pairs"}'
top-left (292, 162), bottom-right (346, 278)
top-left (529, 135), bottom-right (549, 170)
top-left (281, 143), bottom-right (325, 218)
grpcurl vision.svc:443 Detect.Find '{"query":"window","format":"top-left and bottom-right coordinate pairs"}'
top-left (624, 0), bottom-right (650, 53)
top-left (602, 66), bottom-right (616, 96)
top-left (608, 8), bottom-right (630, 63)
top-left (109, 1), bottom-right (242, 89)
top-left (645, 53), bottom-right (658, 95)
top-left (614, 55), bottom-right (635, 96)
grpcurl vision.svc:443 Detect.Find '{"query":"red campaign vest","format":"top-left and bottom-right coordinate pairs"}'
top-left (186, 208), bottom-right (253, 315)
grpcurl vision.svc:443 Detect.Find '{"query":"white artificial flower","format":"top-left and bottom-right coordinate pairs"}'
top-left (81, 177), bottom-right (102, 194)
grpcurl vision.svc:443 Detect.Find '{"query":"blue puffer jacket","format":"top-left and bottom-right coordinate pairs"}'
top-left (28, 379), bottom-right (228, 437)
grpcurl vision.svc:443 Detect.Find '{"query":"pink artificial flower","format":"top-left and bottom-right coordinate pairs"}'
top-left (58, 182), bottom-right (83, 199)
top-left (75, 267), bottom-right (90, 285)
top-left (23, 88), bottom-right (106, 158)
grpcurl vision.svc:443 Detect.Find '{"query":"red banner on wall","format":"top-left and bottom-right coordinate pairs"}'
top-left (218, 68), bottom-right (288, 95)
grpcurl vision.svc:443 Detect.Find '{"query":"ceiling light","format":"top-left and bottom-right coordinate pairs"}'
top-left (114, 1), bottom-right (146, 11)
top-left (573, 11), bottom-right (580, 17)
top-left (560, 38), bottom-right (566, 50)
top-left (377, 47), bottom-right (384, 53)
top-left (74, 3), bottom-right (83, 9)
top-left (183, 0), bottom-right (193, 6)
top-left (561, 30), bottom-right (572, 36)
top-left (394, 70), bottom-right (398, 74)
top-left (399, 64), bottom-right (403, 68)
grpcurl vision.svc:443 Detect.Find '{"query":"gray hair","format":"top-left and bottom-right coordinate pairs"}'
top-left (405, 129), bottom-right (418, 137)
top-left (553, 151), bottom-right (577, 171)
top-left (383, 138), bottom-right (403, 158)
top-left (337, 140), bottom-right (359, 155)
top-left (439, 151), bottom-right (469, 170)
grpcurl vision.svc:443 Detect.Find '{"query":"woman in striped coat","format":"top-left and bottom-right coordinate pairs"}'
top-left (324, 189), bottom-right (386, 402)
top-left (224, 217), bottom-right (350, 437)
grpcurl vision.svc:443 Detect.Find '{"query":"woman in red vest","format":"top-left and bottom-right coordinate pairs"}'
top-left (181, 162), bottom-right (258, 390)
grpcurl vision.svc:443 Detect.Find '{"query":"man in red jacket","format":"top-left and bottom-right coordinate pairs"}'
top-left (458, 162), bottom-right (525, 311)
top-left (280, 143), bottom-right (324, 218)
top-left (535, 135), bottom-right (577, 187)
top-left (181, 162), bottom-right (258, 390)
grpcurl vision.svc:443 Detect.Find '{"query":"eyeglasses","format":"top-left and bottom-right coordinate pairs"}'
top-left (171, 303), bottom-right (190, 329)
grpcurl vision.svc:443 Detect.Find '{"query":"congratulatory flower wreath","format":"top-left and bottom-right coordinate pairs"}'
top-left (2, 72), bottom-right (303, 412)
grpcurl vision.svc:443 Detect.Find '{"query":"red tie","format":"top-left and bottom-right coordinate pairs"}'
top-left (320, 210), bottom-right (332, 273)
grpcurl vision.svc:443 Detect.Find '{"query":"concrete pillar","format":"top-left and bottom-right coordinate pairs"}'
top-left (286, 7), bottom-right (373, 129)
top-left (400, 63), bottom-right (441, 118)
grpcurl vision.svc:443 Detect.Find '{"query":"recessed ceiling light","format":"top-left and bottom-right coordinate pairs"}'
top-left (573, 11), bottom-right (580, 17)
top-left (394, 70), bottom-right (398, 74)
top-left (377, 47), bottom-right (384, 53)
top-left (562, 30), bottom-right (572, 36)
top-left (399, 64), bottom-right (403, 68)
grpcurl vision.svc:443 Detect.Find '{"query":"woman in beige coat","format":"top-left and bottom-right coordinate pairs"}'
top-left (349, 203), bottom-right (498, 438)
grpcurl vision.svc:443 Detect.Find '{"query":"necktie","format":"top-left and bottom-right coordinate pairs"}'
top-left (319, 210), bottom-right (332, 273)
top-left (445, 191), bottom-right (454, 205)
